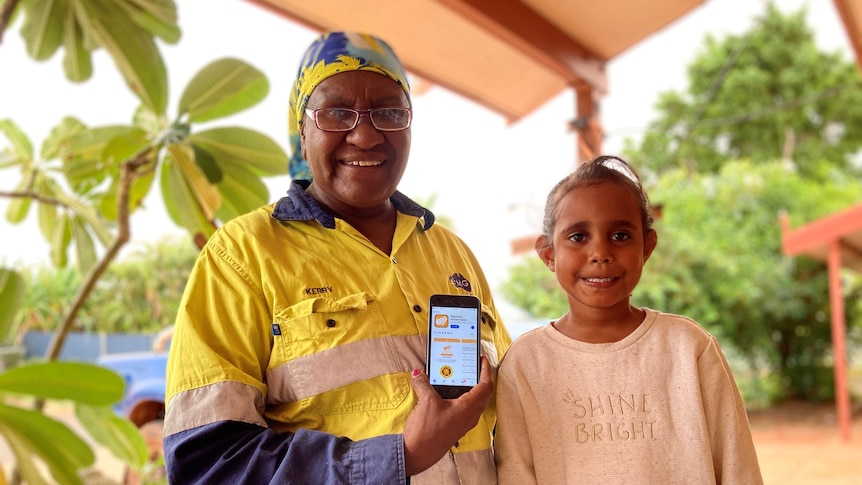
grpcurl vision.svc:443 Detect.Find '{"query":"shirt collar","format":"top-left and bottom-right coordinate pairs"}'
top-left (271, 180), bottom-right (435, 231)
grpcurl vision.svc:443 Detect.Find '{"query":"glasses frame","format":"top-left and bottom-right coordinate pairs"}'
top-left (304, 107), bottom-right (413, 132)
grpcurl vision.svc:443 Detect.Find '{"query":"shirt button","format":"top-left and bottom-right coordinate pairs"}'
top-left (391, 257), bottom-right (397, 264)
top-left (413, 305), bottom-right (422, 312)
top-left (326, 319), bottom-right (336, 328)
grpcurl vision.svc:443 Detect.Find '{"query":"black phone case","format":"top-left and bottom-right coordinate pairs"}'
top-left (426, 294), bottom-right (481, 399)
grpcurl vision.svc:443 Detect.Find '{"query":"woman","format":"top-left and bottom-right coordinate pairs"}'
top-left (164, 32), bottom-right (512, 484)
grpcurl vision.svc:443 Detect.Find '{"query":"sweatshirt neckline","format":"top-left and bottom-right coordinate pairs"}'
top-left (543, 308), bottom-right (658, 353)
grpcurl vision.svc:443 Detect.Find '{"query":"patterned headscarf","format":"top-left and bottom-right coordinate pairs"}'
top-left (288, 32), bottom-right (411, 180)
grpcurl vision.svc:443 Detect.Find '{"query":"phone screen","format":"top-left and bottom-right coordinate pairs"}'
top-left (426, 294), bottom-right (481, 399)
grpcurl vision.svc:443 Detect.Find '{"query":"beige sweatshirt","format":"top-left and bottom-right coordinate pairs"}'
top-left (494, 308), bottom-right (763, 484)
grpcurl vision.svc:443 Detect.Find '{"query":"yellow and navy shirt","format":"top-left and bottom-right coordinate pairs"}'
top-left (164, 180), bottom-right (512, 484)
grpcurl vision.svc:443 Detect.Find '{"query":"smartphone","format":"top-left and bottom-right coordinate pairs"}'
top-left (425, 294), bottom-right (481, 399)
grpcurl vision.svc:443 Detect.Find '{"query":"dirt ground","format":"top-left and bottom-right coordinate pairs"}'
top-left (748, 400), bottom-right (862, 485)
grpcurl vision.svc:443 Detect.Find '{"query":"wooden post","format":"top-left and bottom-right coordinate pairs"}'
top-left (828, 240), bottom-right (851, 441)
top-left (573, 84), bottom-right (603, 165)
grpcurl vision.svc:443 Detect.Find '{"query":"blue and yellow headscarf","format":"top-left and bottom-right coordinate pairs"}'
top-left (288, 32), bottom-right (411, 180)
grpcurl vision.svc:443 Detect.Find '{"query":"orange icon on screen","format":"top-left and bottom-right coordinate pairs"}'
top-left (441, 345), bottom-right (453, 357)
top-left (434, 314), bottom-right (449, 328)
top-left (440, 365), bottom-right (453, 378)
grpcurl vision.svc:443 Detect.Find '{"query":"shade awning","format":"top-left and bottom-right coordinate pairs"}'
top-left (781, 204), bottom-right (862, 272)
top-left (246, 0), bottom-right (705, 124)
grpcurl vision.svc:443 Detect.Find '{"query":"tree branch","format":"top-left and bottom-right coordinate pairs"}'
top-left (0, 190), bottom-right (68, 207)
top-left (32, 147), bottom-right (154, 415)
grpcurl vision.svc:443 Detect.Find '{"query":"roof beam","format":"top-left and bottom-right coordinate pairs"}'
top-left (781, 204), bottom-right (862, 256)
top-left (833, 0), bottom-right (862, 72)
top-left (435, 0), bottom-right (608, 93)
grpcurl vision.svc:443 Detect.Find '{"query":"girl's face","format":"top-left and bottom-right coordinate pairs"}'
top-left (538, 181), bottom-right (657, 314)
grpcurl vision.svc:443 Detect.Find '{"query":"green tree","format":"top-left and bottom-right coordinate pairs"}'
top-left (641, 160), bottom-right (862, 401)
top-left (624, 3), bottom-right (862, 179)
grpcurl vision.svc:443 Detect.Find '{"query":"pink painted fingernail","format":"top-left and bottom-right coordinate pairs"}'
top-left (412, 369), bottom-right (421, 378)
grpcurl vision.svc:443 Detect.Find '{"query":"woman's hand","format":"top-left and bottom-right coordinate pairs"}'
top-left (402, 356), bottom-right (494, 476)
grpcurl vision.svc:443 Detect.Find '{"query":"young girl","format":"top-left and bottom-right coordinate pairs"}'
top-left (494, 156), bottom-right (763, 484)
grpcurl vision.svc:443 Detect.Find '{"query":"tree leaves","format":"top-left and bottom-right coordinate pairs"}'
top-left (0, 361), bottom-right (141, 485)
top-left (16, 0), bottom-right (176, 110)
top-left (626, 4), bottom-right (862, 179)
top-left (179, 58), bottom-right (269, 123)
top-left (0, 269), bottom-right (25, 344)
top-left (80, 0), bottom-right (168, 113)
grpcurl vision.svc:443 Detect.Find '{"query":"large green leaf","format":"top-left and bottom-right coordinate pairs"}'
top-left (128, 0), bottom-right (177, 26)
top-left (192, 145), bottom-right (223, 183)
top-left (214, 163), bottom-right (269, 222)
top-left (3, 433), bottom-right (52, 485)
top-left (5, 178), bottom-right (33, 224)
top-left (58, 193), bottom-right (113, 246)
top-left (132, 104), bottom-right (166, 134)
top-left (0, 361), bottom-right (123, 404)
top-left (169, 143), bottom-right (221, 220)
top-left (160, 155), bottom-right (216, 238)
top-left (0, 269), bottom-right (26, 344)
top-left (124, 0), bottom-right (180, 44)
top-left (61, 4), bottom-right (93, 82)
top-left (76, 404), bottom-right (149, 468)
top-left (0, 402), bottom-right (93, 485)
top-left (0, 119), bottom-right (34, 162)
top-left (0, 152), bottom-right (22, 169)
top-left (189, 127), bottom-right (288, 176)
top-left (60, 125), bottom-right (141, 194)
top-left (36, 175), bottom-right (58, 241)
top-left (50, 212), bottom-right (71, 267)
top-left (71, 216), bottom-right (97, 274)
top-left (81, 0), bottom-right (168, 113)
top-left (59, 125), bottom-right (139, 166)
top-left (179, 58), bottom-right (268, 123)
top-left (63, 157), bottom-right (108, 194)
top-left (20, 0), bottom-right (68, 61)
top-left (41, 116), bottom-right (88, 161)
top-left (102, 127), bottom-right (152, 165)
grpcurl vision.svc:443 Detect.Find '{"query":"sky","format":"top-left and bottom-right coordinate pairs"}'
top-left (0, 0), bottom-right (855, 298)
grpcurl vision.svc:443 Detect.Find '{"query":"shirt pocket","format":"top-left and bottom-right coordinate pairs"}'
top-left (271, 292), bottom-right (382, 360)
top-left (267, 292), bottom-right (411, 412)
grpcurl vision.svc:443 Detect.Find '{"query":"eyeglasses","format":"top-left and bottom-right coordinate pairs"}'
top-left (304, 107), bottom-right (412, 132)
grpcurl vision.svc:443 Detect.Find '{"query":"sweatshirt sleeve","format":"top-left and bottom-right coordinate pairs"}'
top-left (164, 420), bottom-right (405, 484)
top-left (699, 336), bottom-right (764, 484)
top-left (494, 352), bottom-right (539, 485)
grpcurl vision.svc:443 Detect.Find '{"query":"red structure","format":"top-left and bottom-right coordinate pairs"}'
top-left (781, 204), bottom-right (862, 441)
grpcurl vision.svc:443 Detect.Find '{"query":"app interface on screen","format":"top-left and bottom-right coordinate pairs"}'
top-left (428, 305), bottom-right (479, 386)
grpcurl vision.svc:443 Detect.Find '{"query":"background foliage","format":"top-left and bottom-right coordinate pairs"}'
top-left (624, 3), bottom-right (862, 179)
top-left (14, 236), bottom-right (198, 335)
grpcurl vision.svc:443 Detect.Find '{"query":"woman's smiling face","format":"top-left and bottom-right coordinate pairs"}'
top-left (300, 70), bottom-right (411, 214)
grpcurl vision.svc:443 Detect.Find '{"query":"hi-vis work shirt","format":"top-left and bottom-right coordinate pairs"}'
top-left (164, 180), bottom-right (512, 484)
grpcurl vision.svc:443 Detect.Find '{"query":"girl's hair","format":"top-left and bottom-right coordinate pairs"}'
top-left (539, 155), bottom-right (654, 247)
